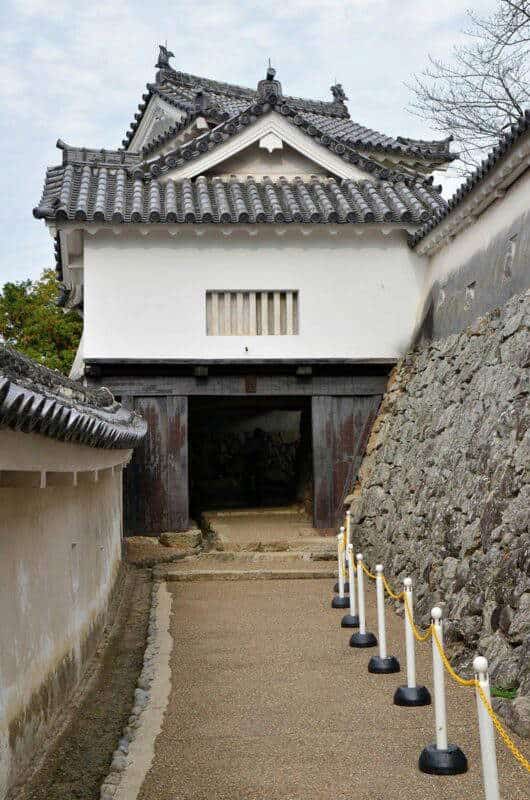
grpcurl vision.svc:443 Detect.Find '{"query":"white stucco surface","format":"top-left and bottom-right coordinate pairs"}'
top-left (83, 228), bottom-right (425, 361)
top-left (418, 165), bottom-right (530, 312)
top-left (0, 455), bottom-right (124, 798)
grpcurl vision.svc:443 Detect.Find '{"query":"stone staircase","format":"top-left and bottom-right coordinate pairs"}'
top-left (154, 507), bottom-right (337, 582)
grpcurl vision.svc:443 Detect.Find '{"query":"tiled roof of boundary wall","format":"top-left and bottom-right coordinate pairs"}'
top-left (409, 109), bottom-right (530, 248)
top-left (0, 345), bottom-right (147, 449)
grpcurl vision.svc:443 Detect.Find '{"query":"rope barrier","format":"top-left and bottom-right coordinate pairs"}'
top-left (403, 594), bottom-right (432, 643)
top-left (355, 554), bottom-right (530, 775)
top-left (476, 685), bottom-right (530, 774)
top-left (382, 574), bottom-right (404, 601)
top-left (431, 626), bottom-right (475, 687)
top-left (359, 561), bottom-right (377, 581)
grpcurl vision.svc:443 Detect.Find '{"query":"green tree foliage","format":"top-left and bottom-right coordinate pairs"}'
top-left (0, 269), bottom-right (82, 374)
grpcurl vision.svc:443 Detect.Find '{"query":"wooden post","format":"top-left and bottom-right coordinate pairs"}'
top-left (311, 395), bottom-right (381, 530)
top-left (125, 395), bottom-right (189, 535)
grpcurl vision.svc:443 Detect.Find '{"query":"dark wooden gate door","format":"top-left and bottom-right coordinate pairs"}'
top-left (124, 396), bottom-right (189, 535)
top-left (311, 395), bottom-right (381, 530)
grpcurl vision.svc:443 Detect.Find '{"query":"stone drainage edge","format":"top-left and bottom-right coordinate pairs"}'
top-left (99, 580), bottom-right (173, 800)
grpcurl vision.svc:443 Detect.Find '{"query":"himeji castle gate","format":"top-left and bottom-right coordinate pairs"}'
top-left (34, 46), bottom-right (455, 533)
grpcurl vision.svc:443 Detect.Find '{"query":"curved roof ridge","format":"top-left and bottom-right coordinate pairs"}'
top-left (121, 60), bottom-right (455, 166)
top-left (142, 98), bottom-right (443, 186)
top-left (409, 109), bottom-right (530, 248)
top-left (0, 345), bottom-right (146, 449)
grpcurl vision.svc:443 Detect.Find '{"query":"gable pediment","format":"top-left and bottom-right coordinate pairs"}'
top-left (128, 95), bottom-right (187, 152)
top-left (155, 111), bottom-right (374, 182)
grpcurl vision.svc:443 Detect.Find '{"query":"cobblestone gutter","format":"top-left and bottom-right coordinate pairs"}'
top-left (99, 580), bottom-right (172, 800)
top-left (349, 291), bottom-right (529, 738)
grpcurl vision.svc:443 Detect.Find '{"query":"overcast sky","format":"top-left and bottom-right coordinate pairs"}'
top-left (1, 0), bottom-right (497, 284)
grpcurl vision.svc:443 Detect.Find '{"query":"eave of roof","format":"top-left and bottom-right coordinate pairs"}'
top-left (0, 345), bottom-right (146, 449)
top-left (409, 109), bottom-right (530, 251)
top-left (34, 171), bottom-right (446, 227)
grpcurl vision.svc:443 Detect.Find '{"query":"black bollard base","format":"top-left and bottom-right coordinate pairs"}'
top-left (368, 655), bottom-right (400, 674)
top-left (332, 595), bottom-right (349, 609)
top-left (418, 743), bottom-right (468, 775)
top-left (349, 631), bottom-right (377, 648)
top-left (341, 613), bottom-right (359, 628)
top-left (333, 581), bottom-right (349, 593)
top-left (393, 685), bottom-right (431, 706)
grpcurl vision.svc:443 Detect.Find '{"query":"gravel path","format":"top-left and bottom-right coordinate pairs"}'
top-left (138, 578), bottom-right (530, 800)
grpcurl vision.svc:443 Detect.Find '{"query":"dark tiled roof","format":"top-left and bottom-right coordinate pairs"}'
top-left (409, 109), bottom-right (530, 247)
top-left (34, 169), bottom-right (446, 226)
top-left (0, 345), bottom-right (146, 449)
top-left (123, 66), bottom-right (455, 165)
top-left (143, 98), bottom-right (443, 182)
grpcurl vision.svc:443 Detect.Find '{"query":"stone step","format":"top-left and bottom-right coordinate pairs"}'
top-left (195, 550), bottom-right (335, 563)
top-left (154, 562), bottom-right (336, 583)
top-left (208, 542), bottom-right (336, 556)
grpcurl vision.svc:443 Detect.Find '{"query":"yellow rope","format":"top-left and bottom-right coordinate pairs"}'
top-left (476, 685), bottom-right (530, 773)
top-left (431, 626), bottom-right (476, 687)
top-left (360, 561), bottom-right (377, 581)
top-left (382, 575), bottom-right (405, 601)
top-left (402, 594), bottom-right (432, 642)
top-left (349, 556), bottom-right (530, 773)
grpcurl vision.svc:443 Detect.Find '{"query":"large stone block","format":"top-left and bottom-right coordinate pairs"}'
top-left (160, 530), bottom-right (202, 549)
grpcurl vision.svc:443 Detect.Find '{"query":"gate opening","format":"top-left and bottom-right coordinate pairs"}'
top-left (189, 396), bottom-right (312, 519)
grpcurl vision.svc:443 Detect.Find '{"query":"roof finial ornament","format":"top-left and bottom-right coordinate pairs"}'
top-left (257, 58), bottom-right (282, 104)
top-left (330, 82), bottom-right (348, 104)
top-left (155, 44), bottom-right (174, 71)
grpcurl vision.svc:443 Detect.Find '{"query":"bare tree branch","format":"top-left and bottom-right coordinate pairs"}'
top-left (408, 0), bottom-right (530, 173)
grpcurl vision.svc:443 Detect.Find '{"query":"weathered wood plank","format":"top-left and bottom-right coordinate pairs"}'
top-left (312, 396), bottom-right (334, 530)
top-left (95, 374), bottom-right (389, 397)
top-left (125, 396), bottom-right (189, 535)
top-left (312, 395), bottom-right (382, 530)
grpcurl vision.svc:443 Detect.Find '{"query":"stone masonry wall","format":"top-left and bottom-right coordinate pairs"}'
top-left (349, 291), bottom-right (529, 737)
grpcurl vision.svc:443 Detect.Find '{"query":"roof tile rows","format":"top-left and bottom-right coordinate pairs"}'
top-left (410, 109), bottom-right (530, 247)
top-left (142, 98), bottom-right (449, 183)
top-left (0, 345), bottom-right (146, 449)
top-left (123, 65), bottom-right (455, 165)
top-left (34, 169), bottom-right (446, 226)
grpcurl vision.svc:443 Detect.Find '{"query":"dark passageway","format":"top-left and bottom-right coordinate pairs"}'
top-left (188, 396), bottom-right (312, 519)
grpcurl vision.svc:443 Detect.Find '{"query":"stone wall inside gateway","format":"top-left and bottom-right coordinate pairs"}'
top-left (349, 290), bottom-right (530, 737)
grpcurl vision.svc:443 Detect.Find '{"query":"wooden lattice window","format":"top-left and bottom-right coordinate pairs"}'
top-left (206, 291), bottom-right (299, 336)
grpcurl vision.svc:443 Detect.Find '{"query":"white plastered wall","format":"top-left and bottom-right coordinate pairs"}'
top-left (82, 228), bottom-right (426, 361)
top-left (417, 166), bottom-right (530, 318)
top-left (0, 434), bottom-right (129, 799)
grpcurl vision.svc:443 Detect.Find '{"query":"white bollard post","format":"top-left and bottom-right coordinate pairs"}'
top-left (393, 578), bottom-right (431, 706)
top-left (432, 607), bottom-right (448, 752)
top-left (368, 565), bottom-right (400, 673)
top-left (376, 566), bottom-right (387, 659)
top-left (405, 578), bottom-right (416, 688)
top-left (419, 607), bottom-right (468, 775)
top-left (343, 514), bottom-right (351, 591)
top-left (473, 656), bottom-right (500, 800)
top-left (331, 532), bottom-right (348, 609)
top-left (349, 553), bottom-right (377, 647)
top-left (357, 554), bottom-right (366, 634)
top-left (333, 525), bottom-right (349, 593)
top-left (342, 525), bottom-right (349, 588)
top-left (341, 543), bottom-right (359, 628)
top-left (345, 509), bottom-right (351, 551)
